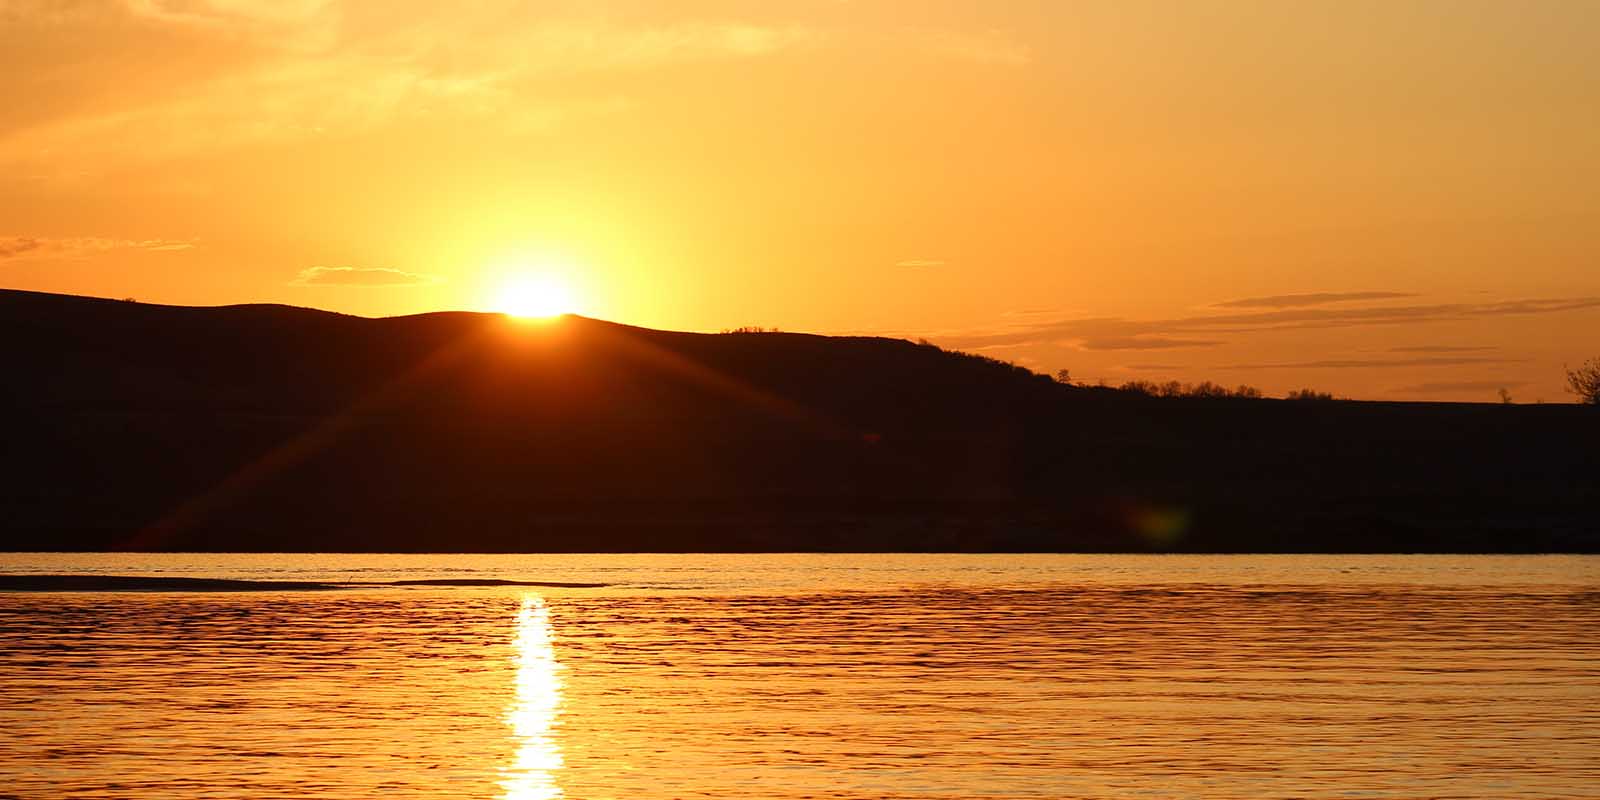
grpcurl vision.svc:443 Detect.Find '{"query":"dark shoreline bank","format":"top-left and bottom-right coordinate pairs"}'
top-left (0, 575), bottom-right (609, 592)
top-left (4, 289), bottom-right (1595, 555)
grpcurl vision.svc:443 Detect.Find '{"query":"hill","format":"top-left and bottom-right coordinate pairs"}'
top-left (1, 289), bottom-right (1594, 552)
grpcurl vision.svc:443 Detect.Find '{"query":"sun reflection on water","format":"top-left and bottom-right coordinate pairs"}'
top-left (503, 595), bottom-right (563, 800)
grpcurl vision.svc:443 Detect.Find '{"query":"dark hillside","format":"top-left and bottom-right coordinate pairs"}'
top-left (2, 289), bottom-right (1594, 552)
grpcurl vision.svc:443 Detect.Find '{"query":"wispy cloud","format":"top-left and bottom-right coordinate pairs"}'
top-left (1080, 337), bottom-right (1222, 351)
top-left (0, 235), bottom-right (194, 262)
top-left (943, 297), bottom-right (1600, 351)
top-left (1001, 307), bottom-right (1071, 318)
top-left (1391, 380), bottom-right (1527, 395)
top-left (0, 7), bottom-right (815, 166)
top-left (1227, 356), bottom-right (1515, 370)
top-left (1214, 291), bottom-right (1417, 309)
top-left (119, 0), bottom-right (334, 36)
top-left (1389, 345), bottom-right (1497, 353)
top-left (290, 266), bottom-right (440, 287)
top-left (920, 30), bottom-right (1031, 66)
top-left (0, 238), bottom-right (42, 259)
top-left (2, 4), bottom-right (1026, 175)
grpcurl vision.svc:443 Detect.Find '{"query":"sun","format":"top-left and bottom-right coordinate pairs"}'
top-left (496, 275), bottom-right (577, 319)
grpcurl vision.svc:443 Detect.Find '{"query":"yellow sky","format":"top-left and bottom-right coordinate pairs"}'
top-left (3, 0), bottom-right (1597, 401)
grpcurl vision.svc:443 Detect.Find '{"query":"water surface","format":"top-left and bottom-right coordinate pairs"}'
top-left (2, 554), bottom-right (1596, 799)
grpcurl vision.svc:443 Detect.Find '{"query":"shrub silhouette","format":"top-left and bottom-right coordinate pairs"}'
top-left (1286, 389), bottom-right (1336, 401)
top-left (1566, 358), bottom-right (1600, 405)
top-left (1117, 379), bottom-right (1265, 399)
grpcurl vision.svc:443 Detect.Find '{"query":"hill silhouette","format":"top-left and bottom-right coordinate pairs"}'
top-left (2, 289), bottom-right (1594, 552)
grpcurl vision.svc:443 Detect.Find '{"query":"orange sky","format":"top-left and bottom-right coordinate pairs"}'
top-left (3, 0), bottom-right (1597, 402)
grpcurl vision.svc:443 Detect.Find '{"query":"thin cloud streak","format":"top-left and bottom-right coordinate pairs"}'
top-left (1226, 356), bottom-right (1515, 370)
top-left (1390, 345), bottom-right (1497, 353)
top-left (1214, 291), bottom-right (1417, 309)
top-left (0, 235), bottom-right (195, 261)
top-left (1080, 337), bottom-right (1222, 351)
top-left (918, 30), bottom-right (1031, 66)
top-left (942, 297), bottom-right (1600, 350)
top-left (1391, 380), bottom-right (1528, 395)
top-left (291, 266), bottom-right (440, 286)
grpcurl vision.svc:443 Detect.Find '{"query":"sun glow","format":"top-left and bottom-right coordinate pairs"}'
top-left (496, 275), bottom-right (578, 319)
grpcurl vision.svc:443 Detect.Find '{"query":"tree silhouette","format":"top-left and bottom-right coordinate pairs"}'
top-left (1566, 358), bottom-right (1600, 405)
top-left (1287, 389), bottom-right (1335, 401)
top-left (1116, 379), bottom-right (1264, 399)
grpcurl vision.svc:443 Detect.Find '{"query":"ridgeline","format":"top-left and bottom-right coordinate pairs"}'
top-left (2, 289), bottom-right (1594, 552)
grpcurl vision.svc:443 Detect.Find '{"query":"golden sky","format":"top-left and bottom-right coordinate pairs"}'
top-left (3, 0), bottom-right (1597, 401)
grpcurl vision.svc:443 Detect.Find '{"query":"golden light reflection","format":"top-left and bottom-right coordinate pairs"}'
top-left (503, 595), bottom-right (564, 800)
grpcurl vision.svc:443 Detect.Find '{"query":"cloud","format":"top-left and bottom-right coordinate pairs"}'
top-left (920, 30), bottom-right (1032, 66)
top-left (941, 296), bottom-right (1600, 351)
top-left (1214, 291), bottom-right (1418, 309)
top-left (896, 259), bottom-right (945, 268)
top-left (1391, 380), bottom-right (1528, 395)
top-left (1079, 337), bottom-right (1223, 351)
top-left (1228, 298), bottom-right (1600, 328)
top-left (0, 7), bottom-right (1027, 181)
top-left (0, 7), bottom-right (814, 166)
top-left (119, 0), bottom-right (333, 38)
top-left (1001, 307), bottom-right (1071, 317)
top-left (1389, 345), bottom-right (1497, 353)
top-left (0, 237), bottom-right (43, 259)
top-left (0, 235), bottom-right (194, 261)
top-left (290, 266), bottom-right (440, 287)
top-left (1226, 356), bottom-right (1515, 370)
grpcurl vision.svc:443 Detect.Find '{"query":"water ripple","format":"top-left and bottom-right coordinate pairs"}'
top-left (0, 555), bottom-right (1595, 799)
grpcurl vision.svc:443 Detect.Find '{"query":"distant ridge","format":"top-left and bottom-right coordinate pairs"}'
top-left (1, 289), bottom-right (1595, 553)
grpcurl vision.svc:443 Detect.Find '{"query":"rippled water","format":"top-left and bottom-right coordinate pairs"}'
top-left (1, 554), bottom-right (1596, 799)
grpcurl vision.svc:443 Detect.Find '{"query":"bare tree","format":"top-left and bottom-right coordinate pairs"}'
top-left (1566, 358), bottom-right (1600, 405)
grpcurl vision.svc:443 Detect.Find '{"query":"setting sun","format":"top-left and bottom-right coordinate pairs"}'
top-left (496, 276), bottom-right (578, 319)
